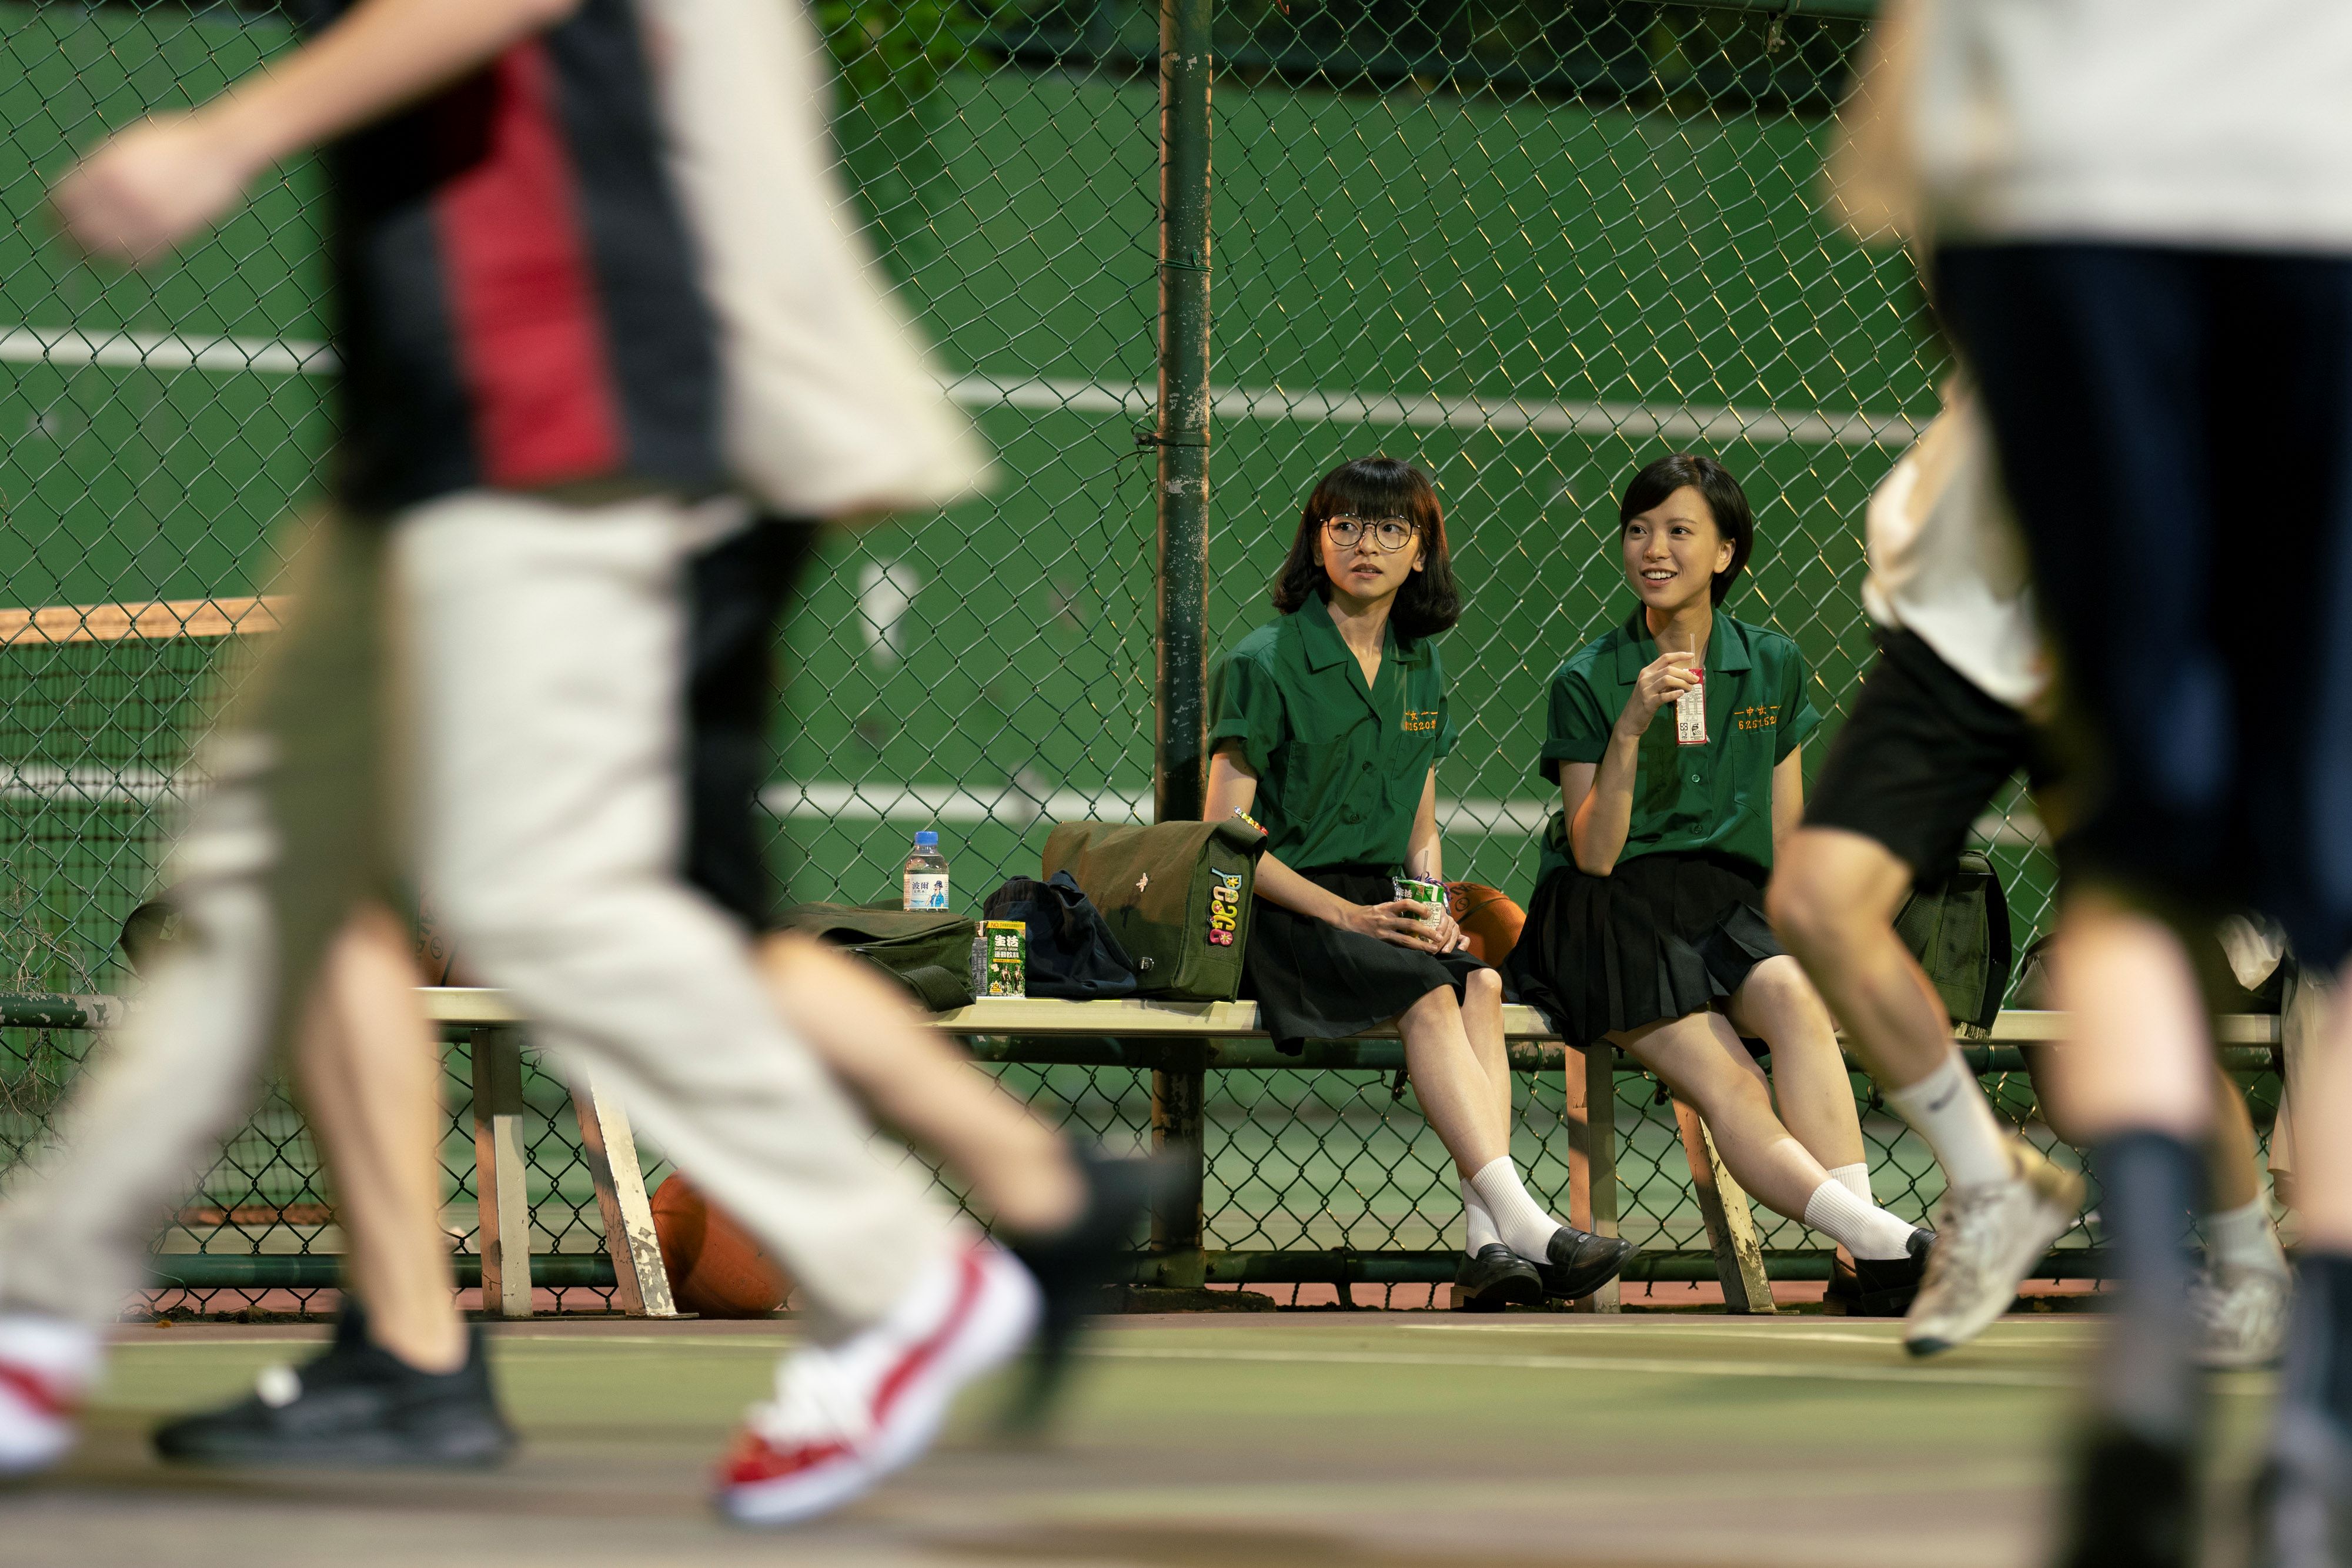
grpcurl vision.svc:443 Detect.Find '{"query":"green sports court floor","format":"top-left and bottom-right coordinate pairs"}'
top-left (6, 1312), bottom-right (2278, 1567)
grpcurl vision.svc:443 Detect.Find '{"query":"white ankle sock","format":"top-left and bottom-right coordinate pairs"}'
top-left (1803, 1177), bottom-right (1917, 1261)
top-left (1469, 1157), bottom-right (1563, 1259)
top-left (1883, 1052), bottom-right (2013, 1189)
top-left (2205, 1196), bottom-right (2288, 1277)
top-left (1462, 1181), bottom-right (1501, 1253)
top-left (1828, 1162), bottom-right (1873, 1203)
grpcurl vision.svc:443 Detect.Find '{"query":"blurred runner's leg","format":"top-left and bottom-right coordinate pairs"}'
top-left (1940, 242), bottom-right (2352, 1568)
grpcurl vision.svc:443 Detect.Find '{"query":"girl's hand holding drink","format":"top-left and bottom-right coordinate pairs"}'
top-left (1390, 876), bottom-right (1466, 952)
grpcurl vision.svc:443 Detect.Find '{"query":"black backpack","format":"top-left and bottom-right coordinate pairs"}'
top-left (1894, 850), bottom-right (2013, 1032)
top-left (984, 871), bottom-right (1140, 1000)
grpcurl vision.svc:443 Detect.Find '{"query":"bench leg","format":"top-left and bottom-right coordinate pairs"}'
top-left (570, 1075), bottom-right (677, 1318)
top-left (1672, 1099), bottom-right (1775, 1315)
top-left (1565, 1042), bottom-right (1621, 1313)
top-left (469, 1025), bottom-right (533, 1320)
top-left (1149, 1045), bottom-right (1208, 1290)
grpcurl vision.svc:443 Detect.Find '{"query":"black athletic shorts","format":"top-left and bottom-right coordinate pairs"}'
top-left (1803, 628), bottom-right (2047, 884)
top-left (1938, 243), bottom-right (2352, 965)
top-left (683, 516), bottom-right (823, 932)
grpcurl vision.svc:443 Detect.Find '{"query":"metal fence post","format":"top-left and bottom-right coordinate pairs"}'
top-left (1148, 0), bottom-right (1212, 1287)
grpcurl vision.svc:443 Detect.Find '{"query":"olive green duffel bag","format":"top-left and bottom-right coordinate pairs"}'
top-left (1893, 849), bottom-right (2013, 1033)
top-left (777, 902), bottom-right (975, 1012)
top-left (1040, 820), bottom-right (1267, 1001)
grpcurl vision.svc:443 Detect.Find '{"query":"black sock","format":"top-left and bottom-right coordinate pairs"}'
top-left (2090, 1130), bottom-right (2204, 1444)
top-left (2284, 1252), bottom-right (2352, 1431)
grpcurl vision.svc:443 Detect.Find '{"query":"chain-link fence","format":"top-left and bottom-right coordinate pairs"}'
top-left (0, 0), bottom-right (2277, 1312)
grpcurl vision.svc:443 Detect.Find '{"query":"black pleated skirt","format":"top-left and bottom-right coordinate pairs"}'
top-left (1505, 850), bottom-right (1783, 1048)
top-left (1242, 864), bottom-right (1492, 1054)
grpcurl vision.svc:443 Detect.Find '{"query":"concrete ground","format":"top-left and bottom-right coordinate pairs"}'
top-left (3, 1312), bottom-right (2278, 1568)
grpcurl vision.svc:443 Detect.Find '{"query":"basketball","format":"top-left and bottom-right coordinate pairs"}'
top-left (648, 1174), bottom-right (790, 1318)
top-left (1446, 882), bottom-right (1526, 967)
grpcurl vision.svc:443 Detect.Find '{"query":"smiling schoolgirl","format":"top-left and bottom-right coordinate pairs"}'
top-left (1508, 453), bottom-right (1933, 1306)
top-left (1206, 456), bottom-right (1633, 1310)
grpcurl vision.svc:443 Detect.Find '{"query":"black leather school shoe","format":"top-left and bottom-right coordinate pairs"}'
top-left (1452, 1243), bottom-right (1544, 1311)
top-left (1531, 1225), bottom-right (1638, 1302)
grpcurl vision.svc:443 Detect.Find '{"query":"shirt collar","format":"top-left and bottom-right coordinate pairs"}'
top-left (1292, 598), bottom-right (1422, 671)
top-left (1610, 605), bottom-right (1753, 681)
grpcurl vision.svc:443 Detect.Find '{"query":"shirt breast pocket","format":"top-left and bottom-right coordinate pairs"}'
top-left (1274, 714), bottom-right (1365, 817)
top-left (1726, 700), bottom-right (1783, 761)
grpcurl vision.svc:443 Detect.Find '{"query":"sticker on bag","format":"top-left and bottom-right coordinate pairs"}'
top-left (1205, 871), bottom-right (1244, 947)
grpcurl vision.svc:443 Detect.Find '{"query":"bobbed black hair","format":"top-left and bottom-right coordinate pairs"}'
top-left (1270, 456), bottom-right (1462, 641)
top-left (1618, 453), bottom-right (1755, 606)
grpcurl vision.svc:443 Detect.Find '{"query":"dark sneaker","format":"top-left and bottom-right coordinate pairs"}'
top-left (2055, 1419), bottom-right (2195, 1568)
top-left (1530, 1225), bottom-right (1636, 1302)
top-left (1001, 1148), bottom-right (1163, 1430)
top-left (153, 1309), bottom-right (514, 1467)
top-left (1847, 1228), bottom-right (1936, 1319)
top-left (1452, 1244), bottom-right (1542, 1312)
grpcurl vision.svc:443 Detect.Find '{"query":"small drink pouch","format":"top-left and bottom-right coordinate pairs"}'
top-left (1391, 877), bottom-right (1446, 921)
top-left (1673, 666), bottom-right (1708, 746)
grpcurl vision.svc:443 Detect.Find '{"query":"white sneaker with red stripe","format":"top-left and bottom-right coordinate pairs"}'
top-left (716, 1238), bottom-right (1039, 1526)
top-left (0, 1314), bottom-right (100, 1475)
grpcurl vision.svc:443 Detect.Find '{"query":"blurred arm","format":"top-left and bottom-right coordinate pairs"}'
top-left (51, 0), bottom-right (583, 263)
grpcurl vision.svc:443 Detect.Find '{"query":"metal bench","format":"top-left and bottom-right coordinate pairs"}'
top-left (2, 991), bottom-right (2276, 1318)
top-left (417, 989), bottom-right (2283, 1319)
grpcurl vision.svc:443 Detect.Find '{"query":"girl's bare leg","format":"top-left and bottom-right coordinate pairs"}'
top-left (1621, 1007), bottom-right (1916, 1259)
top-left (1727, 955), bottom-right (1867, 1172)
top-left (1456, 968), bottom-right (1515, 1149)
top-left (1397, 982), bottom-right (1510, 1176)
top-left (757, 933), bottom-right (1083, 1234)
top-left (296, 906), bottom-right (465, 1373)
top-left (1616, 1011), bottom-right (1845, 1221)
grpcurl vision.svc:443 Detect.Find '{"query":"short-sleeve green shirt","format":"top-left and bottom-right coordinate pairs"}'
top-left (1208, 600), bottom-right (1458, 872)
top-left (1534, 607), bottom-right (1822, 883)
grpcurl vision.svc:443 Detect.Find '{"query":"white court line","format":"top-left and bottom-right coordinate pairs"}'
top-left (0, 325), bottom-right (1916, 449)
top-left (1080, 1343), bottom-right (2069, 1388)
top-left (1409, 1322), bottom-right (1920, 1347)
top-left (1406, 1321), bottom-right (2095, 1349)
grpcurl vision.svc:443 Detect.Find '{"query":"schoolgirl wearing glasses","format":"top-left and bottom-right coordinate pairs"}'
top-left (1204, 456), bottom-right (1633, 1309)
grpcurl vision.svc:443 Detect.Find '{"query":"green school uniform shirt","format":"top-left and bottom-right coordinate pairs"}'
top-left (1534, 607), bottom-right (1821, 884)
top-left (1208, 600), bottom-right (1458, 872)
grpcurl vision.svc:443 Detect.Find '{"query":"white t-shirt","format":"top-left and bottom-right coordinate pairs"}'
top-left (1910, 0), bottom-right (2352, 252)
top-left (1862, 389), bottom-right (2048, 711)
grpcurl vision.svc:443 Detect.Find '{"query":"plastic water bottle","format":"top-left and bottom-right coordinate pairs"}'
top-left (901, 830), bottom-right (950, 911)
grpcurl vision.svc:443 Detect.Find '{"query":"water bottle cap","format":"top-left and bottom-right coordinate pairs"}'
top-left (914, 831), bottom-right (939, 847)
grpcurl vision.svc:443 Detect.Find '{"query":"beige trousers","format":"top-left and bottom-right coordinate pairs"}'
top-left (0, 493), bottom-right (951, 1333)
top-left (392, 490), bottom-right (951, 1329)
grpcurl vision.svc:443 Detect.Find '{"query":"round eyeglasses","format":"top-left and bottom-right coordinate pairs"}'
top-left (1325, 514), bottom-right (1416, 552)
